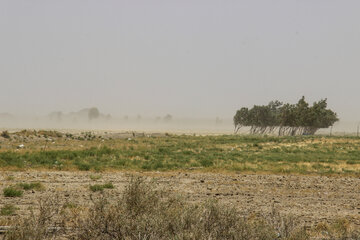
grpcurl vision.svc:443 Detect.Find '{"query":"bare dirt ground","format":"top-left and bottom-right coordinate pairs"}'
top-left (1, 170), bottom-right (360, 228)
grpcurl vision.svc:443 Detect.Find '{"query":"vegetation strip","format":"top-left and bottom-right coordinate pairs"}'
top-left (0, 135), bottom-right (360, 175)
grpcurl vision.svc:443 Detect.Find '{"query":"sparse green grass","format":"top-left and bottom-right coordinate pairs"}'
top-left (0, 135), bottom-right (359, 175)
top-left (63, 201), bottom-right (78, 209)
top-left (89, 174), bottom-right (102, 181)
top-left (89, 182), bottom-right (114, 192)
top-left (5, 176), bottom-right (15, 181)
top-left (3, 187), bottom-right (23, 197)
top-left (17, 182), bottom-right (44, 191)
top-left (2, 182), bottom-right (43, 198)
top-left (0, 204), bottom-right (17, 216)
top-left (102, 182), bottom-right (114, 189)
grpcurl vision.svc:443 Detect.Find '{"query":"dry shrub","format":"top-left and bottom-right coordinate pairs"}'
top-left (3, 196), bottom-right (62, 240)
top-left (314, 219), bottom-right (360, 240)
top-left (71, 177), bottom-right (309, 240)
top-left (265, 205), bottom-right (309, 240)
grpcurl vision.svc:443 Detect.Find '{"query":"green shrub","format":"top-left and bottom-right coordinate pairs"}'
top-left (3, 187), bottom-right (23, 197)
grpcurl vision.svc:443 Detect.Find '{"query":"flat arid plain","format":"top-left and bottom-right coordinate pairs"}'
top-left (1, 130), bottom-right (360, 239)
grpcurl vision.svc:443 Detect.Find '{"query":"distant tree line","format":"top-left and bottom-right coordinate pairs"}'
top-left (233, 97), bottom-right (339, 136)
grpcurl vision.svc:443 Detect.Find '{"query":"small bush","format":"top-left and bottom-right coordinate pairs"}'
top-left (3, 187), bottom-right (23, 197)
top-left (65, 133), bottom-right (73, 138)
top-left (1, 130), bottom-right (10, 139)
top-left (0, 204), bottom-right (17, 216)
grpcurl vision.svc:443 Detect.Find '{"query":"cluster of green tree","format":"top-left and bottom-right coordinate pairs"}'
top-left (234, 97), bottom-right (339, 136)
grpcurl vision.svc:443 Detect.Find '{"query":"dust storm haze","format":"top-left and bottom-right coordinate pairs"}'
top-left (1, 0), bottom-right (360, 133)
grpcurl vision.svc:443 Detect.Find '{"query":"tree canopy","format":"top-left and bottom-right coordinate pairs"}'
top-left (234, 97), bottom-right (339, 136)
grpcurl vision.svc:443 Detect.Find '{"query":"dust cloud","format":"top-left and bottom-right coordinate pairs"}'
top-left (0, 108), bottom-right (358, 135)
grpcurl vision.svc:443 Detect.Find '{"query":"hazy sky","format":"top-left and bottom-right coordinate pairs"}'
top-left (1, 0), bottom-right (359, 120)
